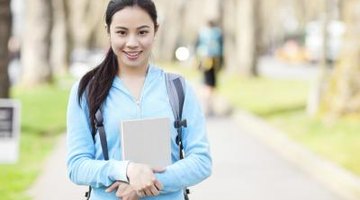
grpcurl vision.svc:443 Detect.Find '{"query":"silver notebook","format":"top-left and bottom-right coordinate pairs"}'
top-left (120, 117), bottom-right (171, 168)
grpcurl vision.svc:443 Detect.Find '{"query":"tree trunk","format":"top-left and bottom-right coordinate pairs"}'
top-left (236, 0), bottom-right (260, 77)
top-left (0, 0), bottom-right (12, 98)
top-left (155, 0), bottom-right (185, 61)
top-left (69, 0), bottom-right (105, 50)
top-left (222, 0), bottom-right (238, 73)
top-left (21, 0), bottom-right (53, 86)
top-left (51, 0), bottom-right (69, 75)
top-left (307, 0), bottom-right (332, 116)
top-left (322, 0), bottom-right (360, 117)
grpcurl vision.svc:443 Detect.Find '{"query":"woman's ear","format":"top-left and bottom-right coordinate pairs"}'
top-left (155, 24), bottom-right (160, 34)
top-left (154, 24), bottom-right (159, 41)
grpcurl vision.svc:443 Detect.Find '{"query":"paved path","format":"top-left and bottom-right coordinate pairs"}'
top-left (191, 117), bottom-right (341, 200)
top-left (28, 135), bottom-right (87, 200)
top-left (28, 116), bottom-right (342, 200)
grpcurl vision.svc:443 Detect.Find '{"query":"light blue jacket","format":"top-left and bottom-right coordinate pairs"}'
top-left (66, 65), bottom-right (212, 200)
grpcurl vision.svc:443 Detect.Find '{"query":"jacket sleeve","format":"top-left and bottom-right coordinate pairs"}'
top-left (66, 82), bottom-right (129, 188)
top-left (155, 81), bottom-right (212, 193)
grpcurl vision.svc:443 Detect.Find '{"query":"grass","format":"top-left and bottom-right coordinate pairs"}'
top-left (268, 112), bottom-right (360, 175)
top-left (217, 75), bottom-right (309, 117)
top-left (217, 73), bottom-right (360, 176)
top-left (0, 81), bottom-right (71, 200)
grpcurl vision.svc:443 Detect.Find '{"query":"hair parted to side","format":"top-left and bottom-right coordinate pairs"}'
top-left (77, 0), bottom-right (158, 134)
top-left (105, 0), bottom-right (159, 33)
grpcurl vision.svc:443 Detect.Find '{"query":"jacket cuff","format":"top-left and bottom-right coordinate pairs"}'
top-left (108, 160), bottom-right (130, 183)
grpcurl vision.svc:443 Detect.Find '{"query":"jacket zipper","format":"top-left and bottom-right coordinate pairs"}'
top-left (134, 70), bottom-right (150, 118)
top-left (135, 99), bottom-right (141, 118)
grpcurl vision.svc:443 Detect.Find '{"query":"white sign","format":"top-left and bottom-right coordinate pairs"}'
top-left (0, 99), bottom-right (20, 163)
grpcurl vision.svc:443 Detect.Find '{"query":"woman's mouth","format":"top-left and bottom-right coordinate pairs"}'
top-left (124, 51), bottom-right (142, 60)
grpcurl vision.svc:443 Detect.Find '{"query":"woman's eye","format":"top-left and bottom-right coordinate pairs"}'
top-left (139, 30), bottom-right (149, 35)
top-left (117, 31), bottom-right (126, 36)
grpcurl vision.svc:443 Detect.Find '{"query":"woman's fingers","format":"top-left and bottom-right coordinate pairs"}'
top-left (149, 184), bottom-right (160, 196)
top-left (154, 180), bottom-right (163, 191)
top-left (105, 181), bottom-right (120, 192)
top-left (116, 182), bottom-right (130, 197)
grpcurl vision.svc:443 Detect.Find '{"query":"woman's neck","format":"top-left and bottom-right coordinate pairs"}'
top-left (117, 65), bottom-right (149, 101)
top-left (118, 64), bottom-right (149, 78)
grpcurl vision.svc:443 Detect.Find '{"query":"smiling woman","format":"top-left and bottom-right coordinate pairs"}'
top-left (66, 0), bottom-right (212, 200)
top-left (108, 5), bottom-right (157, 73)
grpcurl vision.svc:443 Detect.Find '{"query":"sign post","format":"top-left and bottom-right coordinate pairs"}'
top-left (0, 99), bottom-right (20, 163)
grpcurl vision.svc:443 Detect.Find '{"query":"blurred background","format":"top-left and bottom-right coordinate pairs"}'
top-left (1, 0), bottom-right (360, 199)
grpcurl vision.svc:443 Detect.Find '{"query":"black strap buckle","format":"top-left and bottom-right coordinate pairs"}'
top-left (95, 122), bottom-right (103, 128)
top-left (174, 119), bottom-right (187, 128)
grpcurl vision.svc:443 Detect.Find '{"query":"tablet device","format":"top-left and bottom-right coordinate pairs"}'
top-left (120, 117), bottom-right (171, 168)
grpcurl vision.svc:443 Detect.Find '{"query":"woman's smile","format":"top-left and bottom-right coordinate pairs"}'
top-left (123, 50), bottom-right (142, 60)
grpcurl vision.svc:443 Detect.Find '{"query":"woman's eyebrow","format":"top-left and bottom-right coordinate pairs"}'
top-left (114, 25), bottom-right (150, 30)
top-left (137, 25), bottom-right (150, 29)
top-left (114, 26), bottom-right (127, 30)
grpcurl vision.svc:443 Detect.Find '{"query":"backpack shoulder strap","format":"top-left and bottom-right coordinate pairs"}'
top-left (85, 83), bottom-right (109, 199)
top-left (164, 72), bottom-right (190, 199)
top-left (85, 81), bottom-right (109, 160)
top-left (165, 72), bottom-right (186, 126)
top-left (165, 72), bottom-right (187, 154)
top-left (95, 109), bottom-right (109, 160)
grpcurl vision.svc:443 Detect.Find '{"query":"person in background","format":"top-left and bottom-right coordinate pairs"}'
top-left (195, 19), bottom-right (224, 116)
top-left (66, 0), bottom-right (212, 200)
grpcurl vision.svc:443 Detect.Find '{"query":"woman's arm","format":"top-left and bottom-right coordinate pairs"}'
top-left (66, 82), bottom-right (129, 188)
top-left (155, 81), bottom-right (212, 193)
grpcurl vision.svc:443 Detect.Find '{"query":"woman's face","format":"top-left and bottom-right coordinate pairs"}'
top-left (109, 6), bottom-right (156, 71)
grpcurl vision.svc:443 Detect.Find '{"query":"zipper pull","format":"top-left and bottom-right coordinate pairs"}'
top-left (135, 100), bottom-right (140, 106)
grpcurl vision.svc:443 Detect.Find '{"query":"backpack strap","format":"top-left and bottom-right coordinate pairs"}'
top-left (165, 73), bottom-right (187, 158)
top-left (85, 109), bottom-right (109, 199)
top-left (95, 109), bottom-right (109, 160)
top-left (85, 83), bottom-right (109, 199)
top-left (165, 73), bottom-right (190, 198)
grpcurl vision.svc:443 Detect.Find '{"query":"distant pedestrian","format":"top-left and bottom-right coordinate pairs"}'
top-left (195, 20), bottom-right (224, 116)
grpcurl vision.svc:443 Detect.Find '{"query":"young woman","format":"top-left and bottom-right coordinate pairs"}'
top-left (66, 0), bottom-right (212, 200)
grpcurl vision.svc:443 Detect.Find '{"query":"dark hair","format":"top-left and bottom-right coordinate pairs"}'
top-left (77, 0), bottom-right (158, 134)
top-left (207, 19), bottom-right (217, 27)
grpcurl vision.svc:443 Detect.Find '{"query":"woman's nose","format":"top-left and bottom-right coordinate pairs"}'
top-left (126, 35), bottom-right (139, 48)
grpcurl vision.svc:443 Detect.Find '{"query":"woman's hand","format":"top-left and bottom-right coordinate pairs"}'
top-left (126, 162), bottom-right (165, 196)
top-left (106, 181), bottom-right (139, 200)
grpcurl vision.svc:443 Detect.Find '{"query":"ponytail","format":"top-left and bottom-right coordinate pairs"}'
top-left (78, 48), bottom-right (118, 133)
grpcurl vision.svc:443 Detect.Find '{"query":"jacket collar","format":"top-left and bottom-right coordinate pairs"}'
top-left (112, 64), bottom-right (162, 91)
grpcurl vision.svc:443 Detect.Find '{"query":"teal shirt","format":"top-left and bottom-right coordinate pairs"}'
top-left (196, 26), bottom-right (223, 57)
top-left (66, 65), bottom-right (212, 200)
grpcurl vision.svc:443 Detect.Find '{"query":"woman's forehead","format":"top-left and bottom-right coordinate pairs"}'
top-left (110, 6), bottom-right (154, 28)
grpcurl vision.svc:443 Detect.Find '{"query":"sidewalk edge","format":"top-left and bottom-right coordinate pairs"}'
top-left (233, 110), bottom-right (360, 200)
